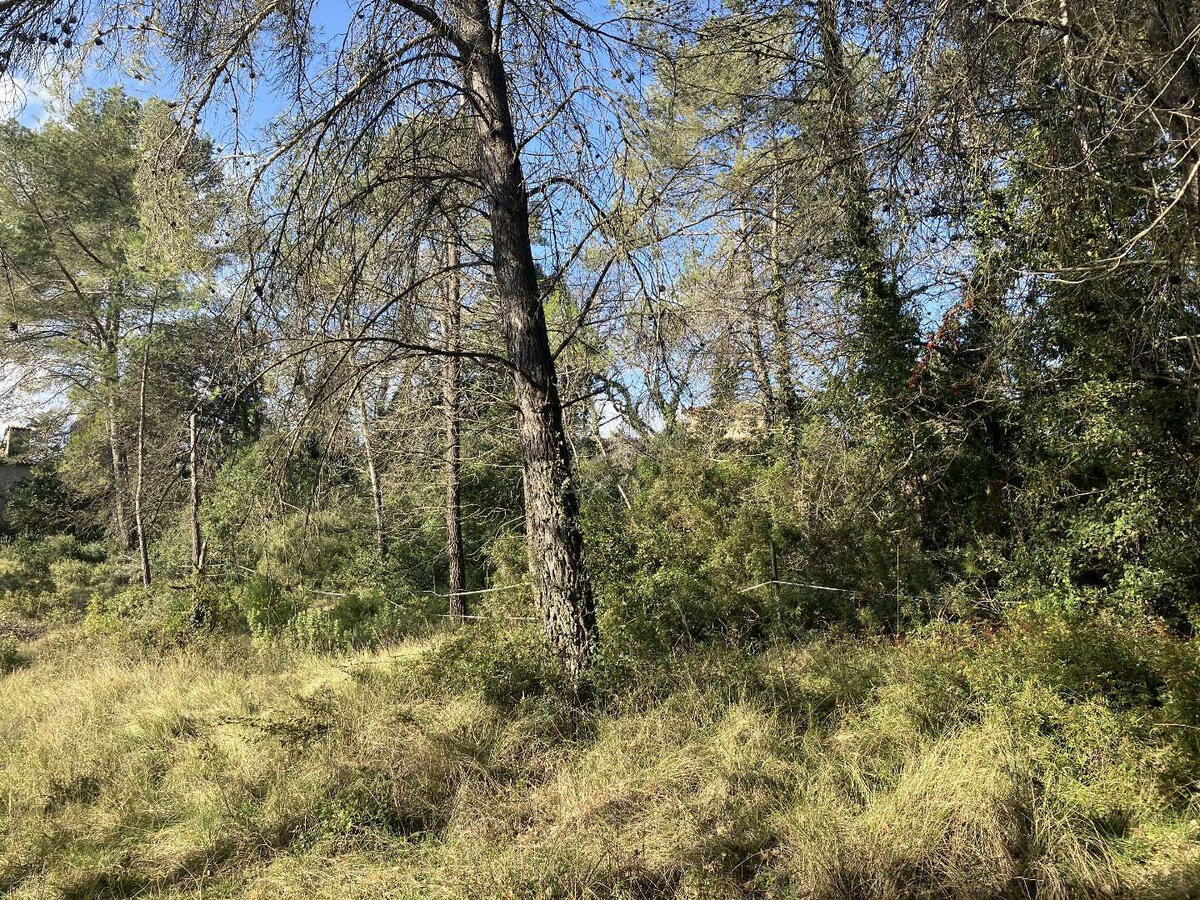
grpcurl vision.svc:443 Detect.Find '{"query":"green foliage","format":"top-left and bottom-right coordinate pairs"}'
top-left (0, 464), bottom-right (97, 538)
top-left (181, 442), bottom-right (443, 651)
top-left (995, 379), bottom-right (1200, 626)
top-left (0, 634), bottom-right (18, 672)
top-left (0, 536), bottom-right (121, 620)
top-left (416, 623), bottom-right (565, 707)
top-left (279, 584), bottom-right (431, 654)
top-left (84, 583), bottom-right (196, 650)
top-left (227, 553), bottom-right (435, 652)
top-left (584, 429), bottom-right (947, 663)
top-left (587, 444), bottom-right (774, 657)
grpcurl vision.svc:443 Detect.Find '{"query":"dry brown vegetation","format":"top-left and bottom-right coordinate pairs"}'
top-left (2, 617), bottom-right (1199, 898)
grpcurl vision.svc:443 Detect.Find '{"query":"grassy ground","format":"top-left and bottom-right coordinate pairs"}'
top-left (2, 615), bottom-right (1200, 899)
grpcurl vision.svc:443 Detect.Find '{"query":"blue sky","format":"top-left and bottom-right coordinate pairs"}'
top-left (0, 0), bottom-right (627, 423)
top-left (2, 0), bottom-right (354, 141)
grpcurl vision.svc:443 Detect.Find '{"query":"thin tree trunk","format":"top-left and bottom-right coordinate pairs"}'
top-left (103, 311), bottom-right (133, 550)
top-left (739, 206), bottom-right (776, 423)
top-left (455, 0), bottom-right (597, 678)
top-left (188, 410), bottom-right (211, 628)
top-left (769, 280), bottom-right (797, 424)
top-left (817, 0), bottom-right (884, 286)
top-left (357, 392), bottom-right (387, 557)
top-left (750, 323), bottom-right (776, 423)
top-left (189, 411), bottom-right (203, 572)
top-left (443, 225), bottom-right (466, 624)
top-left (338, 306), bottom-right (387, 558)
top-left (133, 307), bottom-right (154, 587)
top-left (105, 379), bottom-right (132, 549)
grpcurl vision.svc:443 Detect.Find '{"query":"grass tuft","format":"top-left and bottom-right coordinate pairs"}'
top-left (2, 619), bottom-right (1199, 897)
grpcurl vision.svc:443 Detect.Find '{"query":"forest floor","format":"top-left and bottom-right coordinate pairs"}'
top-left (2, 616), bottom-right (1200, 899)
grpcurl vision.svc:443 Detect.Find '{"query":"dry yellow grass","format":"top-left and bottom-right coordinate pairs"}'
top-left (1, 623), bottom-right (1198, 898)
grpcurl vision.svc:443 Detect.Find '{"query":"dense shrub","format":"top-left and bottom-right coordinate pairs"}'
top-left (0, 536), bottom-right (122, 620)
top-left (585, 444), bottom-right (777, 659)
top-left (0, 464), bottom-right (97, 538)
top-left (84, 583), bottom-right (195, 649)
top-left (415, 623), bottom-right (565, 707)
top-left (229, 551), bottom-right (438, 652)
top-left (584, 434), bottom-right (953, 663)
top-left (0, 634), bottom-right (18, 671)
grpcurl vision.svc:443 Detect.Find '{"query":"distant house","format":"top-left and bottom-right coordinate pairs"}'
top-left (0, 425), bottom-right (33, 526)
top-left (678, 402), bottom-right (766, 442)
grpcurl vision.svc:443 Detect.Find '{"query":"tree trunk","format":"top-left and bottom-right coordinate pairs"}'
top-left (133, 308), bottom-right (154, 587)
top-left (768, 156), bottom-right (800, 434)
top-left (357, 392), bottom-right (387, 557)
top-left (443, 225), bottom-right (467, 624)
top-left (816, 0), bottom-right (914, 400)
top-left (188, 410), bottom-right (211, 627)
top-left (769, 283), bottom-right (798, 425)
top-left (189, 412), bottom-right (203, 572)
top-left (455, 0), bottom-right (597, 678)
top-left (739, 207), bottom-right (776, 423)
top-left (103, 319), bottom-right (133, 550)
top-left (750, 323), bottom-right (776, 422)
top-left (105, 381), bottom-right (133, 550)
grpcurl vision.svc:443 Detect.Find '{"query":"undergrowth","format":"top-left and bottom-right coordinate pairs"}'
top-left (2, 615), bottom-right (1199, 899)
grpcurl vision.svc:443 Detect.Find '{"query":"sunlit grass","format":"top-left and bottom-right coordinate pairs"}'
top-left (1, 620), bottom-right (1198, 898)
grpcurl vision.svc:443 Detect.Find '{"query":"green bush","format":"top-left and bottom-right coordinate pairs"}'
top-left (582, 434), bottom-right (939, 667)
top-left (585, 446), bottom-right (776, 659)
top-left (284, 587), bottom-right (427, 652)
top-left (0, 536), bottom-right (121, 620)
top-left (417, 623), bottom-right (564, 707)
top-left (0, 634), bottom-right (18, 671)
top-left (230, 551), bottom-right (436, 652)
top-left (0, 464), bottom-right (99, 539)
top-left (84, 583), bottom-right (195, 649)
top-left (236, 572), bottom-right (303, 636)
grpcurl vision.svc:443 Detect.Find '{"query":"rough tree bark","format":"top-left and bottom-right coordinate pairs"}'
top-left (453, 0), bottom-right (597, 678)
top-left (443, 226), bottom-right (466, 624)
